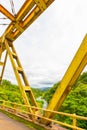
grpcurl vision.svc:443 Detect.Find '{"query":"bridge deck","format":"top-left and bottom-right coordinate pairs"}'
top-left (0, 111), bottom-right (67, 130)
top-left (0, 112), bottom-right (33, 130)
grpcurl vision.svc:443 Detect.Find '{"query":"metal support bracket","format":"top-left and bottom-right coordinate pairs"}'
top-left (34, 0), bottom-right (47, 11)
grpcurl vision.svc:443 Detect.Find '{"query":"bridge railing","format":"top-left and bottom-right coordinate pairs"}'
top-left (0, 100), bottom-right (87, 130)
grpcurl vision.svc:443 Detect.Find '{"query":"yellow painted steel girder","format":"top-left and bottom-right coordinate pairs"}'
top-left (4, 39), bottom-right (37, 119)
top-left (44, 34), bottom-right (87, 121)
top-left (0, 0), bottom-right (54, 44)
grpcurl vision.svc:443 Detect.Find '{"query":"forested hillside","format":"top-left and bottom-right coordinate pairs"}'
top-left (43, 72), bottom-right (87, 128)
top-left (0, 80), bottom-right (43, 106)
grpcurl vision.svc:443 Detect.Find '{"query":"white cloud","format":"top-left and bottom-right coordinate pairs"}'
top-left (1, 0), bottom-right (87, 88)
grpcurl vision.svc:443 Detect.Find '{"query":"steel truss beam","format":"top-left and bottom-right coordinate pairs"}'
top-left (44, 34), bottom-right (87, 122)
top-left (0, 51), bottom-right (8, 83)
top-left (0, 4), bottom-right (15, 21)
top-left (4, 39), bottom-right (38, 118)
top-left (0, 0), bottom-right (54, 45)
top-left (0, 38), bottom-right (38, 119)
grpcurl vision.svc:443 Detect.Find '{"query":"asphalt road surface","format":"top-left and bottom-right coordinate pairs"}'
top-left (0, 112), bottom-right (33, 130)
top-left (0, 112), bottom-right (68, 130)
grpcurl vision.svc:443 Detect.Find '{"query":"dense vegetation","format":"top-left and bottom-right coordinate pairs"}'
top-left (0, 80), bottom-right (43, 106)
top-left (0, 72), bottom-right (87, 129)
top-left (43, 72), bottom-right (87, 129)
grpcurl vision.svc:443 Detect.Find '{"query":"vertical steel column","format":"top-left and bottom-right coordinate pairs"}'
top-left (0, 51), bottom-right (8, 84)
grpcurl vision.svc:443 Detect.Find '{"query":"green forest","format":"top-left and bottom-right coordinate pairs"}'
top-left (0, 72), bottom-right (87, 129)
top-left (0, 80), bottom-right (43, 106)
top-left (43, 72), bottom-right (87, 129)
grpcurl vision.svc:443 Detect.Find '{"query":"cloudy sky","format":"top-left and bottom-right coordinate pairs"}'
top-left (0, 0), bottom-right (87, 88)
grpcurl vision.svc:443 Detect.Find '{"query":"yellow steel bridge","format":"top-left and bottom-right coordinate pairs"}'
top-left (0, 0), bottom-right (87, 129)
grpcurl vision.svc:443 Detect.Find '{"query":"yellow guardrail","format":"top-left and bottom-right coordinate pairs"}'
top-left (0, 100), bottom-right (87, 130)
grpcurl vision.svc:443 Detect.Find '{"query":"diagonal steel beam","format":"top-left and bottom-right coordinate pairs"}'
top-left (0, 4), bottom-right (15, 21)
top-left (16, 0), bottom-right (35, 22)
top-left (43, 34), bottom-right (87, 122)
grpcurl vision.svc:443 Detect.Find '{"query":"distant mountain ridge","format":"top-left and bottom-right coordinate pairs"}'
top-left (38, 87), bottom-right (50, 91)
